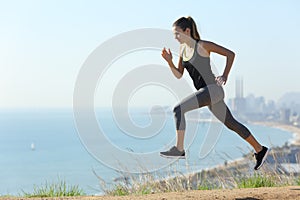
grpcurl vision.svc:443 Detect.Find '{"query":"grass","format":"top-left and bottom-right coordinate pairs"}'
top-left (197, 179), bottom-right (221, 190)
top-left (237, 174), bottom-right (276, 188)
top-left (296, 176), bottom-right (300, 186)
top-left (98, 145), bottom-right (300, 196)
top-left (110, 185), bottom-right (130, 196)
top-left (104, 171), bottom-right (299, 196)
top-left (105, 170), bottom-right (288, 196)
top-left (21, 179), bottom-right (85, 198)
top-left (101, 169), bottom-right (283, 195)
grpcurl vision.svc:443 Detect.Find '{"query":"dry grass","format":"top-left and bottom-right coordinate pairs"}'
top-left (96, 145), bottom-right (300, 196)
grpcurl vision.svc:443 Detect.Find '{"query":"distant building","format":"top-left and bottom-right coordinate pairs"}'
top-left (290, 111), bottom-right (300, 126)
top-left (243, 95), bottom-right (266, 120)
top-left (265, 100), bottom-right (276, 113)
top-left (235, 77), bottom-right (244, 99)
top-left (280, 108), bottom-right (291, 123)
top-left (232, 77), bottom-right (246, 114)
top-left (228, 77), bottom-right (270, 121)
top-left (226, 77), bottom-right (300, 122)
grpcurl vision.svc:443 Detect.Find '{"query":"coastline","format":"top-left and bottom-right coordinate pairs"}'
top-left (251, 121), bottom-right (300, 146)
top-left (190, 120), bottom-right (300, 173)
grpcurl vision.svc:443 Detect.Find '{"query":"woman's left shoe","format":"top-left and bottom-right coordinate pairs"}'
top-left (254, 146), bottom-right (270, 170)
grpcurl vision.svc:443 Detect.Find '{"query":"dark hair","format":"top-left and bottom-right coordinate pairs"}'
top-left (173, 16), bottom-right (200, 41)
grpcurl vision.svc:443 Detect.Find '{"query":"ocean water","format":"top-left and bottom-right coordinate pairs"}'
top-left (0, 108), bottom-right (294, 195)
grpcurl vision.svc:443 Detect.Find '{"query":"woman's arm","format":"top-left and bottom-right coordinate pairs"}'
top-left (161, 47), bottom-right (184, 79)
top-left (202, 41), bottom-right (235, 85)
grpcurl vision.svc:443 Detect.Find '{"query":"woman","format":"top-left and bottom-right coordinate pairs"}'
top-left (160, 16), bottom-right (269, 170)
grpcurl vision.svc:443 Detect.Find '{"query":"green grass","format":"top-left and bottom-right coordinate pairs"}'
top-left (137, 185), bottom-right (153, 195)
top-left (109, 185), bottom-right (130, 196)
top-left (197, 180), bottom-right (220, 190)
top-left (109, 183), bottom-right (154, 196)
top-left (237, 174), bottom-right (276, 188)
top-left (296, 176), bottom-right (300, 186)
top-left (21, 179), bottom-right (85, 198)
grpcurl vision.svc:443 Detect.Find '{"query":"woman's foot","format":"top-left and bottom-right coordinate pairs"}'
top-left (160, 146), bottom-right (185, 159)
top-left (254, 146), bottom-right (270, 170)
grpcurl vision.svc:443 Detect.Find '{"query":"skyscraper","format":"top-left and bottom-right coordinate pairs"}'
top-left (236, 76), bottom-right (244, 98)
top-left (232, 77), bottom-right (246, 114)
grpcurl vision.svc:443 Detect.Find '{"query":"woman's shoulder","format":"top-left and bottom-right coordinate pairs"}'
top-left (196, 40), bottom-right (212, 57)
top-left (198, 40), bottom-right (215, 47)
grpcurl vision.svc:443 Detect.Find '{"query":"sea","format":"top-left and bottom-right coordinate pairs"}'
top-left (0, 107), bottom-right (294, 195)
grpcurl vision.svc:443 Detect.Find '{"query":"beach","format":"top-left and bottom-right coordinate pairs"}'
top-left (252, 121), bottom-right (300, 145)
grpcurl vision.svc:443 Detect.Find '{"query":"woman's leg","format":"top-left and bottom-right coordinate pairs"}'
top-left (208, 100), bottom-right (263, 152)
top-left (160, 87), bottom-right (212, 158)
top-left (172, 87), bottom-right (213, 151)
top-left (176, 130), bottom-right (185, 152)
top-left (209, 100), bottom-right (270, 170)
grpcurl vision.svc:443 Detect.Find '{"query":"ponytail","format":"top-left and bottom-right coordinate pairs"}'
top-left (187, 17), bottom-right (200, 41)
top-left (173, 16), bottom-right (201, 41)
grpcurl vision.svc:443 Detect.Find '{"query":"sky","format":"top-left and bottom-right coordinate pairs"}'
top-left (1, 0), bottom-right (300, 108)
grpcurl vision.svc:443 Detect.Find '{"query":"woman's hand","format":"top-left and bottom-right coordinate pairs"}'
top-left (215, 75), bottom-right (227, 86)
top-left (161, 47), bottom-right (184, 79)
top-left (161, 47), bottom-right (173, 63)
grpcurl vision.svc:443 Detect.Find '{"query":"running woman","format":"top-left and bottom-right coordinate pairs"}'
top-left (160, 16), bottom-right (269, 170)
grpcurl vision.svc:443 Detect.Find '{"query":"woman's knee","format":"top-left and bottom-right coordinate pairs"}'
top-left (173, 105), bottom-right (186, 130)
top-left (173, 105), bottom-right (181, 118)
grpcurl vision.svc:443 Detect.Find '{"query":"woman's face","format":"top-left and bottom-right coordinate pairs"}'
top-left (172, 26), bottom-right (190, 44)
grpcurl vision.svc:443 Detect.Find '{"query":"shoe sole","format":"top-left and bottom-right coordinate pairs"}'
top-left (255, 148), bottom-right (270, 170)
top-left (160, 154), bottom-right (186, 159)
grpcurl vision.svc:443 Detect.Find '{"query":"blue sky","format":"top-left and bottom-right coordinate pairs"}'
top-left (1, 0), bottom-right (299, 108)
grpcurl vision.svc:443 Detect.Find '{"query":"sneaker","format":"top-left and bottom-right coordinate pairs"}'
top-left (160, 146), bottom-right (185, 159)
top-left (254, 146), bottom-right (270, 170)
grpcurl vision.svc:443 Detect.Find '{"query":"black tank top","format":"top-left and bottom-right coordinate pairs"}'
top-left (182, 42), bottom-right (216, 90)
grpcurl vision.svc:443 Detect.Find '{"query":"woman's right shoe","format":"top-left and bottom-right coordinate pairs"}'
top-left (160, 146), bottom-right (185, 159)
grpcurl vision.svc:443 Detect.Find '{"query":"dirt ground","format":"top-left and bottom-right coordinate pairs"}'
top-left (2, 186), bottom-right (300, 200)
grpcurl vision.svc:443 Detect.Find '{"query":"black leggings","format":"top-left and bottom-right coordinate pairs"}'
top-left (173, 85), bottom-right (251, 139)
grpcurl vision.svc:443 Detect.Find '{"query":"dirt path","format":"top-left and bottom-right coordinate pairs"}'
top-left (3, 186), bottom-right (300, 200)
